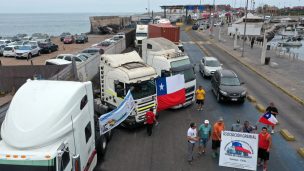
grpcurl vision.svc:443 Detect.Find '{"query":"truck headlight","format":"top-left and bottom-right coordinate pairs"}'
top-left (241, 91), bottom-right (247, 96)
top-left (220, 90), bottom-right (228, 96)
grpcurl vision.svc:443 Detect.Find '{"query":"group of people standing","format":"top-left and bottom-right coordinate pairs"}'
top-left (191, 85), bottom-right (278, 171)
top-left (186, 118), bottom-right (272, 171)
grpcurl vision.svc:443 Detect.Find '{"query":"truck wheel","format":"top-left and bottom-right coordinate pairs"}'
top-left (96, 135), bottom-right (107, 161)
top-left (106, 130), bottom-right (113, 142)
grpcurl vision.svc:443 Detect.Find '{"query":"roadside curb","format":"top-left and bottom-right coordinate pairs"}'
top-left (280, 129), bottom-right (296, 141)
top-left (207, 37), bottom-right (304, 107)
top-left (298, 148), bottom-right (304, 158)
top-left (255, 103), bottom-right (266, 113)
top-left (247, 95), bottom-right (257, 103)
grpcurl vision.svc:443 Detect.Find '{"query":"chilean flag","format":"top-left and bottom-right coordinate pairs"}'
top-left (156, 74), bottom-right (186, 111)
top-left (259, 112), bottom-right (278, 126)
top-left (232, 142), bottom-right (251, 154)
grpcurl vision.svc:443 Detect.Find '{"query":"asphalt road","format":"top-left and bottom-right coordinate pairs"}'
top-left (96, 31), bottom-right (304, 171)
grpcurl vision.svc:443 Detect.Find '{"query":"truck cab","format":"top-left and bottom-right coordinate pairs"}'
top-left (0, 80), bottom-right (103, 171)
top-left (135, 25), bottom-right (148, 48)
top-left (142, 38), bottom-right (196, 108)
top-left (100, 51), bottom-right (158, 127)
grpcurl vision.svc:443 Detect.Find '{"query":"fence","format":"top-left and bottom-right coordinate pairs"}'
top-left (0, 65), bottom-right (70, 94)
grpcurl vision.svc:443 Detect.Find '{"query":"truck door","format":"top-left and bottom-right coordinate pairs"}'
top-left (57, 144), bottom-right (72, 171)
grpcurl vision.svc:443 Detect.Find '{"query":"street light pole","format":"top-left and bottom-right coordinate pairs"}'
top-left (241, 0), bottom-right (249, 57)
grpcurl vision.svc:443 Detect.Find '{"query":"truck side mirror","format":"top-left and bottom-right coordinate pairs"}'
top-left (161, 70), bottom-right (170, 77)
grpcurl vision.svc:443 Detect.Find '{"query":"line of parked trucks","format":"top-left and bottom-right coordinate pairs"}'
top-left (0, 22), bottom-right (197, 171)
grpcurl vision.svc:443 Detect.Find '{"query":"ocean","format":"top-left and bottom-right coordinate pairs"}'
top-left (0, 13), bottom-right (136, 37)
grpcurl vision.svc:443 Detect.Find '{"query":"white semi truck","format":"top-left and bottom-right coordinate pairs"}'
top-left (142, 37), bottom-right (196, 108)
top-left (135, 24), bottom-right (148, 48)
top-left (0, 80), bottom-right (109, 171)
top-left (100, 51), bottom-right (158, 127)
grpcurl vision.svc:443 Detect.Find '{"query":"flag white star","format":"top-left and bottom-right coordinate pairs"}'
top-left (159, 83), bottom-right (164, 90)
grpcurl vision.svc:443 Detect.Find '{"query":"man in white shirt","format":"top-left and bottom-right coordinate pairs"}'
top-left (187, 122), bottom-right (198, 164)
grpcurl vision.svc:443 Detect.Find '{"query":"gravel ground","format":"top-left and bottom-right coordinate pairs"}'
top-left (0, 34), bottom-right (112, 66)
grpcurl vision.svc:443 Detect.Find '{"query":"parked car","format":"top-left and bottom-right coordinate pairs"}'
top-left (0, 39), bottom-right (12, 46)
top-left (32, 33), bottom-right (50, 42)
top-left (15, 45), bottom-right (40, 59)
top-left (0, 44), bottom-right (5, 56)
top-left (92, 41), bottom-right (111, 48)
top-left (3, 45), bottom-right (17, 57)
top-left (81, 47), bottom-right (104, 55)
top-left (75, 35), bottom-right (88, 44)
top-left (76, 53), bottom-right (92, 59)
top-left (199, 57), bottom-right (223, 78)
top-left (211, 69), bottom-right (247, 103)
top-left (38, 42), bottom-right (58, 53)
top-left (56, 54), bottom-right (87, 62)
top-left (60, 32), bottom-right (71, 41)
top-left (45, 58), bottom-right (72, 65)
top-left (63, 35), bottom-right (75, 44)
top-left (192, 24), bottom-right (199, 30)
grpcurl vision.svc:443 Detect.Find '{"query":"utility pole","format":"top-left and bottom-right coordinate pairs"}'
top-left (209, 0), bottom-right (216, 36)
top-left (147, 0), bottom-right (150, 17)
top-left (241, 0), bottom-right (249, 57)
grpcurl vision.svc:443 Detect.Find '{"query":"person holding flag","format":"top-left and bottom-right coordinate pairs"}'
top-left (265, 102), bottom-right (279, 134)
top-left (258, 110), bottom-right (278, 134)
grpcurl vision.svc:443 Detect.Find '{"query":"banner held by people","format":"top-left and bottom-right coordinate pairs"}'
top-left (219, 131), bottom-right (258, 171)
top-left (258, 112), bottom-right (278, 126)
top-left (156, 74), bottom-right (186, 111)
top-left (99, 91), bottom-right (135, 135)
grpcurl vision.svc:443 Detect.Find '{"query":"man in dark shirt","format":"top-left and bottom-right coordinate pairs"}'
top-left (266, 102), bottom-right (279, 134)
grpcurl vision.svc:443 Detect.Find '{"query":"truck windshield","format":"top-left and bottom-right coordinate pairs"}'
top-left (136, 33), bottom-right (147, 37)
top-left (172, 68), bottom-right (195, 83)
top-left (126, 80), bottom-right (156, 100)
top-left (170, 58), bottom-right (191, 68)
top-left (0, 158), bottom-right (56, 171)
top-left (171, 59), bottom-right (195, 83)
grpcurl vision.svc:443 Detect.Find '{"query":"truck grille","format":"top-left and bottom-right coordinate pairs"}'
top-left (136, 99), bottom-right (156, 122)
top-left (185, 86), bottom-right (195, 94)
top-left (186, 93), bottom-right (194, 103)
top-left (138, 40), bottom-right (142, 44)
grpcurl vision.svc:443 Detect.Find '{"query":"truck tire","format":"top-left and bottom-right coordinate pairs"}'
top-left (96, 135), bottom-right (107, 161)
top-left (106, 130), bottom-right (113, 142)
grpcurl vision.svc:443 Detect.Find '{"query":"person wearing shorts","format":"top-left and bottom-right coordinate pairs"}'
top-left (211, 117), bottom-right (225, 158)
top-left (198, 120), bottom-right (211, 154)
top-left (195, 86), bottom-right (205, 111)
top-left (258, 127), bottom-right (272, 171)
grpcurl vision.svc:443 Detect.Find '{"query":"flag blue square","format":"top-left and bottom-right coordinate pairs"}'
top-left (156, 77), bottom-right (167, 96)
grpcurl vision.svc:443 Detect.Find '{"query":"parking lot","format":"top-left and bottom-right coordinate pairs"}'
top-left (0, 34), bottom-right (111, 66)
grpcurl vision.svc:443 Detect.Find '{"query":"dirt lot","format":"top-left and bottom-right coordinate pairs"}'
top-left (0, 34), bottom-right (112, 66)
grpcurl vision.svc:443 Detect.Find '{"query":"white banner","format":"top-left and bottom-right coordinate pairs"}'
top-left (99, 91), bottom-right (135, 135)
top-left (219, 131), bottom-right (258, 171)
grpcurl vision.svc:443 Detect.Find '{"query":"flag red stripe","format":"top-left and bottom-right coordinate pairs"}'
top-left (259, 117), bottom-right (276, 126)
top-left (235, 146), bottom-right (251, 154)
top-left (157, 88), bottom-right (186, 111)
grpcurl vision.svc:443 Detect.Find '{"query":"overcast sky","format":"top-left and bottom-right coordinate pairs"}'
top-left (0, 0), bottom-right (303, 13)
